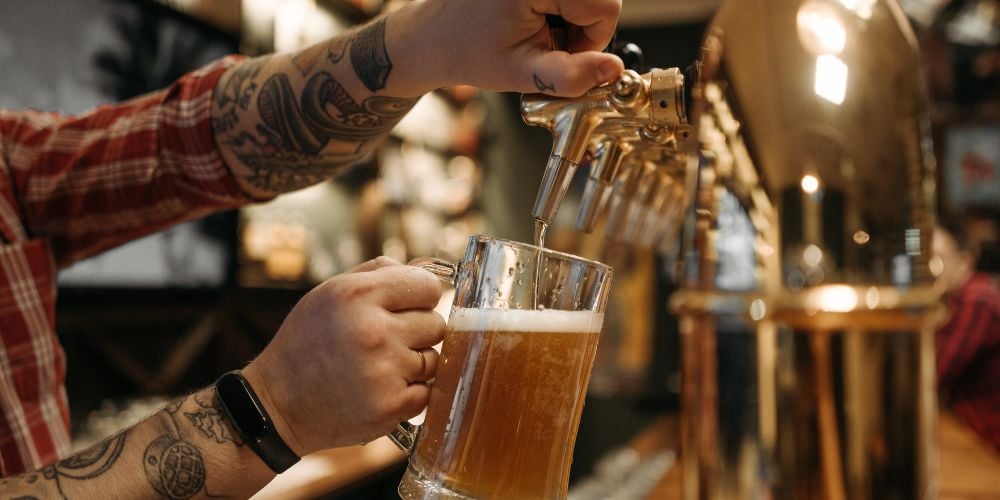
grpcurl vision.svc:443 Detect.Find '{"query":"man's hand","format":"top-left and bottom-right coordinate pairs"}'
top-left (213, 0), bottom-right (623, 196)
top-left (395, 0), bottom-right (625, 97)
top-left (243, 257), bottom-right (446, 456)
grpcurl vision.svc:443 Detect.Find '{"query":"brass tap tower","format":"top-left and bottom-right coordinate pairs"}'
top-left (521, 66), bottom-right (691, 247)
top-left (521, 0), bottom-right (942, 498)
top-left (671, 0), bottom-right (941, 498)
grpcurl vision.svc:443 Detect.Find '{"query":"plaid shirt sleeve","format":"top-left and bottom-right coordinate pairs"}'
top-left (0, 55), bottom-right (260, 268)
top-left (0, 55), bottom-right (262, 476)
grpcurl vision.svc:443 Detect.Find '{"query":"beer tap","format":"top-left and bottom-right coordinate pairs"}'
top-left (581, 121), bottom-right (689, 252)
top-left (575, 128), bottom-right (638, 233)
top-left (521, 65), bottom-right (688, 245)
top-left (602, 156), bottom-right (651, 244)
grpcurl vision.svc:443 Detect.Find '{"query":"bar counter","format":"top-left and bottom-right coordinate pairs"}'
top-left (644, 412), bottom-right (1000, 499)
top-left (252, 411), bottom-right (1000, 499)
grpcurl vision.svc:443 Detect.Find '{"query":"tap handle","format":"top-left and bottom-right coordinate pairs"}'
top-left (613, 42), bottom-right (645, 73)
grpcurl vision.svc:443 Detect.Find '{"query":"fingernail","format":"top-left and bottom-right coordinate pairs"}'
top-left (597, 61), bottom-right (621, 84)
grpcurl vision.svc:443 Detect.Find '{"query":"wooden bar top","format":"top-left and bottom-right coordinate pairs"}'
top-left (250, 437), bottom-right (405, 499)
top-left (646, 412), bottom-right (1000, 499)
top-left (249, 411), bottom-right (998, 499)
top-left (938, 412), bottom-right (1000, 499)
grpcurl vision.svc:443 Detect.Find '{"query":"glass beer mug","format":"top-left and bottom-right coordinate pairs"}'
top-left (389, 235), bottom-right (613, 499)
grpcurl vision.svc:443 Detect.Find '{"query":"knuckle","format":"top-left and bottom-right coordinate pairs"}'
top-left (371, 255), bottom-right (399, 268)
top-left (355, 324), bottom-right (388, 351)
top-left (430, 314), bottom-right (447, 342)
top-left (332, 276), bottom-right (375, 303)
top-left (375, 359), bottom-right (398, 380)
top-left (411, 268), bottom-right (443, 300)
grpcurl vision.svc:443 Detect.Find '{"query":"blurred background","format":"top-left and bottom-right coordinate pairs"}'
top-left (0, 0), bottom-right (996, 497)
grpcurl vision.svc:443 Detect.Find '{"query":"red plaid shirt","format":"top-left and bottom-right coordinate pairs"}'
top-left (936, 272), bottom-right (1000, 452)
top-left (0, 55), bottom-right (252, 475)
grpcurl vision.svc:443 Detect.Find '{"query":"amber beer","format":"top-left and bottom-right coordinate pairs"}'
top-left (410, 307), bottom-right (604, 499)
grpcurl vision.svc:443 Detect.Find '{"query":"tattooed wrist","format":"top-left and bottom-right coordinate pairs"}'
top-left (0, 390), bottom-right (266, 499)
top-left (143, 397), bottom-right (208, 499)
top-left (185, 390), bottom-right (244, 447)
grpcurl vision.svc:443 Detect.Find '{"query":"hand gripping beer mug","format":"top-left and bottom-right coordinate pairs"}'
top-left (389, 235), bottom-right (613, 499)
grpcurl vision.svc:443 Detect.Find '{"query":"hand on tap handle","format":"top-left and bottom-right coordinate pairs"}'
top-left (437, 0), bottom-right (624, 97)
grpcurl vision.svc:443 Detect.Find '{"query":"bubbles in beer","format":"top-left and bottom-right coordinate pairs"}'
top-left (494, 333), bottom-right (523, 351)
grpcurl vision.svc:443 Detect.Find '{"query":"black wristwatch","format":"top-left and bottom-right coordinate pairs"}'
top-left (214, 370), bottom-right (300, 473)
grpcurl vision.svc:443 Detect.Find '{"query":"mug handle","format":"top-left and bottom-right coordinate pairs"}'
top-left (387, 257), bottom-right (458, 455)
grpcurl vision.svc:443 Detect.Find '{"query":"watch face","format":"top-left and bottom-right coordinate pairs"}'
top-left (217, 373), bottom-right (271, 440)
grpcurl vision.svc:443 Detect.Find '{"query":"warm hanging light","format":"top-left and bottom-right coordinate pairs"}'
top-left (801, 174), bottom-right (821, 194)
top-left (797, 1), bottom-right (848, 54)
top-left (815, 54), bottom-right (848, 105)
top-left (838, 0), bottom-right (877, 19)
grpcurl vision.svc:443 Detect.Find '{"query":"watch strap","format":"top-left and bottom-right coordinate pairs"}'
top-left (250, 423), bottom-right (300, 474)
top-left (214, 370), bottom-right (300, 473)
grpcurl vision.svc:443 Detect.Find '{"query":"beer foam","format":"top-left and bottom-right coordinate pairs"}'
top-left (448, 307), bottom-right (604, 333)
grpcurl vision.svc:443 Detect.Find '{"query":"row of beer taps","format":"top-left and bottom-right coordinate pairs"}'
top-left (520, 44), bottom-right (696, 257)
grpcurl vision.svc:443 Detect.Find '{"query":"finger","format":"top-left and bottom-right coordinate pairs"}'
top-left (536, 0), bottom-right (621, 52)
top-left (347, 255), bottom-right (402, 274)
top-left (371, 265), bottom-right (443, 311)
top-left (568, 24), bottom-right (613, 54)
top-left (395, 383), bottom-right (431, 418)
top-left (405, 348), bottom-right (440, 383)
top-left (392, 310), bottom-right (447, 349)
top-left (525, 49), bottom-right (624, 97)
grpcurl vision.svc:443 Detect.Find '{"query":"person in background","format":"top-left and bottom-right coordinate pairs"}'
top-left (0, 0), bottom-right (625, 497)
top-left (933, 212), bottom-right (1000, 451)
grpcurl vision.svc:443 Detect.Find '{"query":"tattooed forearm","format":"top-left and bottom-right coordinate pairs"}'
top-left (255, 72), bottom-right (414, 150)
top-left (212, 56), bottom-right (270, 135)
top-left (51, 432), bottom-right (128, 480)
top-left (213, 15), bottom-right (419, 194)
top-left (221, 69), bottom-right (414, 192)
top-left (351, 18), bottom-right (392, 91)
top-left (0, 390), bottom-right (269, 499)
top-left (143, 434), bottom-right (206, 499)
top-left (141, 391), bottom-right (253, 499)
top-left (215, 56), bottom-right (269, 110)
top-left (141, 395), bottom-right (213, 499)
top-left (0, 431), bottom-right (129, 499)
top-left (186, 391), bottom-right (244, 446)
top-left (233, 153), bottom-right (370, 193)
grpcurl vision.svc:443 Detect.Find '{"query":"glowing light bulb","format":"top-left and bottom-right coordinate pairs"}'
top-left (801, 174), bottom-right (820, 194)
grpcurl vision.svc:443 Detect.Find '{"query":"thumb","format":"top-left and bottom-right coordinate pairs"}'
top-left (525, 50), bottom-right (624, 97)
top-left (347, 255), bottom-right (402, 274)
